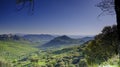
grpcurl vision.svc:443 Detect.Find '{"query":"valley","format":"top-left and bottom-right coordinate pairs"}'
top-left (0, 34), bottom-right (92, 67)
top-left (0, 25), bottom-right (119, 67)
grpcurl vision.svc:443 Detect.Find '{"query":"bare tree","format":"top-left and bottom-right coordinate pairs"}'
top-left (97, 0), bottom-right (120, 39)
top-left (16, 0), bottom-right (34, 14)
top-left (97, 0), bottom-right (115, 15)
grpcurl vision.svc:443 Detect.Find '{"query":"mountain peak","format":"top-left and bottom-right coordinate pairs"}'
top-left (41, 35), bottom-right (80, 47)
top-left (54, 35), bottom-right (72, 40)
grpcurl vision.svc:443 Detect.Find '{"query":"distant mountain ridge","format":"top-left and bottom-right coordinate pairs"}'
top-left (23, 34), bottom-right (55, 43)
top-left (79, 36), bottom-right (94, 42)
top-left (0, 34), bottom-right (24, 41)
top-left (0, 34), bottom-right (94, 48)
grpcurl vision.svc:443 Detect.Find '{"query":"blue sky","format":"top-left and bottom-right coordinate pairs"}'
top-left (0, 0), bottom-right (116, 35)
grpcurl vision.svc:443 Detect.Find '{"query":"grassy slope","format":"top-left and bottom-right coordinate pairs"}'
top-left (0, 40), bottom-right (38, 62)
top-left (98, 55), bottom-right (119, 67)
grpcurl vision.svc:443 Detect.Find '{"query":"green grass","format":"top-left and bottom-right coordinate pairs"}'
top-left (0, 40), bottom-right (38, 62)
top-left (38, 61), bottom-right (46, 65)
top-left (99, 55), bottom-right (120, 67)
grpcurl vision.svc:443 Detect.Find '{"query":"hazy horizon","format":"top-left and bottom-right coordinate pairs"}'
top-left (0, 33), bottom-right (95, 36)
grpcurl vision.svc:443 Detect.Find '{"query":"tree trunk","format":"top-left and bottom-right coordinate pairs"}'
top-left (115, 0), bottom-right (120, 39)
top-left (115, 0), bottom-right (120, 58)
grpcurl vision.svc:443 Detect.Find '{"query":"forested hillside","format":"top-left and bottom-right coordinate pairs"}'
top-left (85, 25), bottom-right (119, 66)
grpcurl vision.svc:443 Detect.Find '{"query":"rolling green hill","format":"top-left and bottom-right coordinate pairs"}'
top-left (0, 40), bottom-right (38, 67)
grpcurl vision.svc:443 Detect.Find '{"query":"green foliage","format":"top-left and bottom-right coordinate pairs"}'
top-left (85, 25), bottom-right (119, 65)
top-left (79, 59), bottom-right (88, 67)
